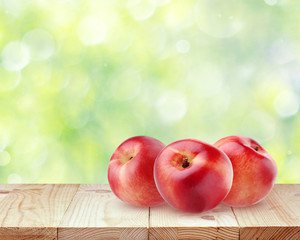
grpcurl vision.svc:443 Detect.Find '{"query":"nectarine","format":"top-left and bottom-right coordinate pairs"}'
top-left (154, 139), bottom-right (233, 213)
top-left (108, 136), bottom-right (165, 207)
top-left (214, 135), bottom-right (277, 207)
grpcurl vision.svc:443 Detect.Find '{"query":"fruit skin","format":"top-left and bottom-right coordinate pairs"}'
top-left (154, 139), bottom-right (233, 213)
top-left (108, 136), bottom-right (165, 207)
top-left (214, 135), bottom-right (278, 207)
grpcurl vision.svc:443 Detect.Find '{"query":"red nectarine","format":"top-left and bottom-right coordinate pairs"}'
top-left (214, 135), bottom-right (278, 207)
top-left (108, 136), bottom-right (165, 207)
top-left (154, 139), bottom-right (233, 213)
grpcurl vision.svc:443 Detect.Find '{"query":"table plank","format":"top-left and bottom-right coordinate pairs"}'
top-left (0, 184), bottom-right (79, 240)
top-left (232, 184), bottom-right (300, 240)
top-left (149, 202), bottom-right (239, 240)
top-left (58, 184), bottom-right (149, 240)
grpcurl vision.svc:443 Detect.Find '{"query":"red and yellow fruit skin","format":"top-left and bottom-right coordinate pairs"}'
top-left (108, 136), bottom-right (165, 207)
top-left (214, 135), bottom-right (278, 207)
top-left (154, 139), bottom-right (233, 213)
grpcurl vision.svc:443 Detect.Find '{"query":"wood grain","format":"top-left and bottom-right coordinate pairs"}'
top-left (0, 184), bottom-right (79, 240)
top-left (149, 202), bottom-right (239, 240)
top-left (0, 184), bottom-right (19, 202)
top-left (58, 184), bottom-right (149, 240)
top-left (0, 184), bottom-right (299, 239)
top-left (233, 184), bottom-right (300, 240)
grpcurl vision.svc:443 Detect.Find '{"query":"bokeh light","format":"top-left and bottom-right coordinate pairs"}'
top-left (1, 42), bottom-right (30, 71)
top-left (157, 90), bottom-right (188, 123)
top-left (0, 0), bottom-right (299, 183)
top-left (127, 0), bottom-right (157, 21)
top-left (22, 29), bottom-right (55, 61)
top-left (77, 15), bottom-right (107, 46)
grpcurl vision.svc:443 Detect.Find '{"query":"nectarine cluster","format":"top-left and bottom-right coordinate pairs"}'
top-left (108, 135), bottom-right (277, 213)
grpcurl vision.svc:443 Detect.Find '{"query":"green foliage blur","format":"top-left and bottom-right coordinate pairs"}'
top-left (0, 0), bottom-right (299, 183)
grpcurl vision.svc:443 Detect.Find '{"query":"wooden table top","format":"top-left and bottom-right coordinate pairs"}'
top-left (0, 184), bottom-right (299, 240)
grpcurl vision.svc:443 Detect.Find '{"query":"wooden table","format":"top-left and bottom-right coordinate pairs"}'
top-left (0, 184), bottom-right (299, 240)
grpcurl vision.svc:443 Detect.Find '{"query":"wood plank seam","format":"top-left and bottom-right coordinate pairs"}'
top-left (148, 207), bottom-right (150, 240)
top-left (56, 185), bottom-right (80, 240)
top-left (231, 206), bottom-right (241, 239)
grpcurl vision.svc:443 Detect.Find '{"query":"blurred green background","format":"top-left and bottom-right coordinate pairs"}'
top-left (0, 0), bottom-right (299, 183)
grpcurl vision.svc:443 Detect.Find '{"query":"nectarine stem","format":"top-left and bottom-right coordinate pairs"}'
top-left (182, 158), bottom-right (190, 168)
